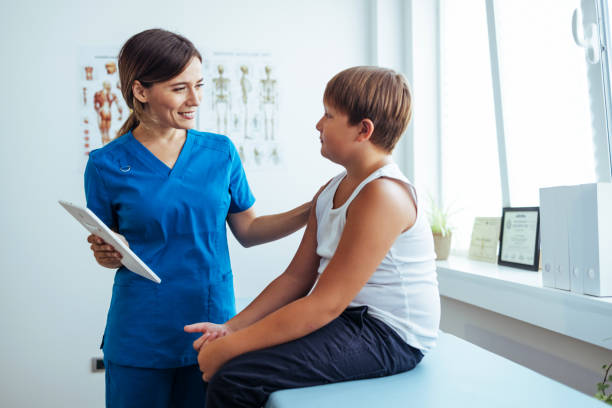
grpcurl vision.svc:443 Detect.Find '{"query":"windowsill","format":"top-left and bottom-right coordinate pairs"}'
top-left (436, 256), bottom-right (612, 350)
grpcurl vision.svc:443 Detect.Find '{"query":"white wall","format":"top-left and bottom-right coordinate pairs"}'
top-left (0, 1), bottom-right (369, 406)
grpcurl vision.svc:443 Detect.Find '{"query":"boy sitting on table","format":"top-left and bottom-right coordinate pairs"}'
top-left (185, 66), bottom-right (441, 408)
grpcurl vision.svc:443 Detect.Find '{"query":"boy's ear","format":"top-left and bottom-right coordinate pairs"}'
top-left (132, 80), bottom-right (148, 104)
top-left (356, 119), bottom-right (375, 142)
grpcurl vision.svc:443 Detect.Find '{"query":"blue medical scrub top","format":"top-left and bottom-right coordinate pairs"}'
top-left (84, 129), bottom-right (255, 369)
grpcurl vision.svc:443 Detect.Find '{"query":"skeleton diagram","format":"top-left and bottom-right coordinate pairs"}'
top-left (93, 81), bottom-right (123, 145)
top-left (212, 65), bottom-right (231, 134)
top-left (260, 65), bottom-right (277, 141)
top-left (240, 65), bottom-right (252, 139)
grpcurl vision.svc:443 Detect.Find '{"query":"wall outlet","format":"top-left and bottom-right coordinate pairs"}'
top-left (91, 357), bottom-right (105, 372)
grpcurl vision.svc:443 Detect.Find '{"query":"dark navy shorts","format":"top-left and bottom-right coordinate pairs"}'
top-left (206, 306), bottom-right (424, 408)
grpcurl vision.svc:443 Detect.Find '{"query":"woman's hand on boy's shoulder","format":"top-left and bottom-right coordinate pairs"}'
top-left (184, 322), bottom-right (234, 351)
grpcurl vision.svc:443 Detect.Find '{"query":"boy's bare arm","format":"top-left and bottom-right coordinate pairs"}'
top-left (186, 183), bottom-right (331, 347)
top-left (185, 205), bottom-right (320, 345)
top-left (223, 203), bottom-right (321, 331)
top-left (197, 178), bottom-right (416, 380)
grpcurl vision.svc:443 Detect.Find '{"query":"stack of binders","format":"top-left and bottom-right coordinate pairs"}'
top-left (539, 183), bottom-right (612, 296)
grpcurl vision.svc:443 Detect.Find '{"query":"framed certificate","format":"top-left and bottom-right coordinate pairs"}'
top-left (498, 207), bottom-right (540, 271)
top-left (468, 217), bottom-right (501, 263)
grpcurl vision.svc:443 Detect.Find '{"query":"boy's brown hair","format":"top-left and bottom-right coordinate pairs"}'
top-left (323, 66), bottom-right (412, 152)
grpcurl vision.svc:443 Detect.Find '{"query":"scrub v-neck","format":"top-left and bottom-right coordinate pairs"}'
top-left (128, 130), bottom-right (192, 178)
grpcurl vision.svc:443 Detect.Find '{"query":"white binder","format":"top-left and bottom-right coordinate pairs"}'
top-left (542, 183), bottom-right (612, 296)
top-left (580, 183), bottom-right (612, 296)
top-left (539, 186), bottom-right (570, 290)
top-left (567, 186), bottom-right (585, 294)
top-left (554, 186), bottom-right (571, 291)
top-left (539, 187), bottom-right (557, 289)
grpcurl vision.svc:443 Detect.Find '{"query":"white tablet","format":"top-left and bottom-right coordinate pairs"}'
top-left (59, 200), bottom-right (161, 284)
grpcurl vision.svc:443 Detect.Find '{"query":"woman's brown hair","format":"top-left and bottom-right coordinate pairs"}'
top-left (116, 29), bottom-right (202, 137)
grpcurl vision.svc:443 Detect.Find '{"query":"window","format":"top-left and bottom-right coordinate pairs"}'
top-left (440, 0), bottom-right (501, 253)
top-left (439, 0), bottom-right (606, 253)
top-left (495, 0), bottom-right (597, 205)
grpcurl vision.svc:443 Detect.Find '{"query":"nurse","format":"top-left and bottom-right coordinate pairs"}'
top-left (85, 29), bottom-right (311, 408)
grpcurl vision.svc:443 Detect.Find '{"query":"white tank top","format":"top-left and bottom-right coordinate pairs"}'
top-left (315, 162), bottom-right (440, 352)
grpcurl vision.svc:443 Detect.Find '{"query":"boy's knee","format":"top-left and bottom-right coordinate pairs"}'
top-left (207, 362), bottom-right (258, 408)
top-left (207, 359), bottom-right (248, 397)
top-left (205, 370), bottom-right (231, 407)
top-left (207, 367), bottom-right (233, 394)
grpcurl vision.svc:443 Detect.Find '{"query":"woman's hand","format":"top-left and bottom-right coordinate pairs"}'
top-left (87, 233), bottom-right (126, 269)
top-left (184, 322), bottom-right (234, 352)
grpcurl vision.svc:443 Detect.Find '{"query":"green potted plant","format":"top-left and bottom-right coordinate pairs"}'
top-left (595, 362), bottom-right (612, 405)
top-left (428, 198), bottom-right (454, 261)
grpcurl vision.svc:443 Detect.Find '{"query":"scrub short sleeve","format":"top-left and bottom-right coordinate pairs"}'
top-left (84, 158), bottom-right (116, 228)
top-left (228, 142), bottom-right (255, 213)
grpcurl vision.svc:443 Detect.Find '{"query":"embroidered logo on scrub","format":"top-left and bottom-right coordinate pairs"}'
top-left (120, 165), bottom-right (131, 173)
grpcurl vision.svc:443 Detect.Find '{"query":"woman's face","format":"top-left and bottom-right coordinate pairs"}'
top-left (139, 57), bottom-right (203, 130)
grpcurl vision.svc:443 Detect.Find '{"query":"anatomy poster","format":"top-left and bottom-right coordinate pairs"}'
top-left (79, 47), bottom-right (128, 157)
top-left (199, 51), bottom-right (281, 170)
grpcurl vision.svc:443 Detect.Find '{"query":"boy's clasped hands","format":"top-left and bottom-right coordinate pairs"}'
top-left (184, 322), bottom-right (234, 381)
